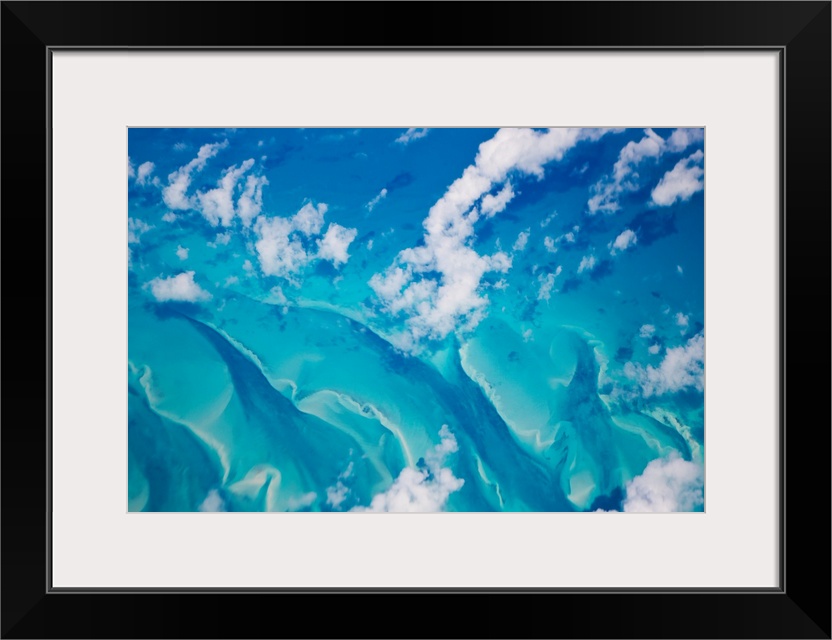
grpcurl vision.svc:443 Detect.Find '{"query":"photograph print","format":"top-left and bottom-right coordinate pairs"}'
top-left (128, 126), bottom-right (705, 513)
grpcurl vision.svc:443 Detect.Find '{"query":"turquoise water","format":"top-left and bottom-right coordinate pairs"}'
top-left (128, 127), bottom-right (705, 512)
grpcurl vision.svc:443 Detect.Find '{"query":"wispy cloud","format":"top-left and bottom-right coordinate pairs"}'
top-left (366, 188), bottom-right (388, 212)
top-left (395, 127), bottom-right (429, 145)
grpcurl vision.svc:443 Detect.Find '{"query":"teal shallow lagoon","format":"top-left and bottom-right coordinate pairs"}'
top-left (128, 127), bottom-right (705, 512)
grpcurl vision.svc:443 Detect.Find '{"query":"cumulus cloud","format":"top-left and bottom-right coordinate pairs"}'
top-left (648, 344), bottom-right (661, 355)
top-left (237, 174), bottom-right (269, 226)
top-left (175, 245), bottom-right (189, 260)
top-left (666, 127), bottom-right (704, 152)
top-left (366, 188), bottom-right (388, 212)
top-left (198, 489), bottom-right (226, 512)
top-left (588, 128), bottom-right (703, 214)
top-left (544, 236), bottom-right (557, 254)
top-left (196, 158), bottom-right (267, 227)
top-left (325, 461), bottom-right (354, 510)
top-left (163, 140), bottom-right (228, 211)
top-left (622, 453), bottom-right (704, 512)
top-left (395, 127), bottom-right (430, 145)
top-left (578, 254), bottom-right (597, 274)
top-left (162, 212), bottom-right (177, 223)
top-left (208, 232), bottom-right (231, 248)
top-left (675, 312), bottom-right (689, 331)
top-left (353, 426), bottom-right (463, 513)
top-left (588, 128), bottom-right (664, 214)
top-left (136, 161), bottom-right (156, 186)
top-left (624, 332), bottom-right (704, 397)
top-left (651, 150), bottom-right (704, 207)
top-left (639, 324), bottom-right (656, 338)
top-left (371, 128), bottom-right (612, 351)
top-left (609, 228), bottom-right (637, 255)
top-left (317, 223), bottom-right (358, 266)
top-left (480, 183), bottom-right (515, 217)
top-left (556, 229), bottom-right (577, 244)
top-left (254, 202), bottom-right (357, 279)
top-left (128, 218), bottom-right (153, 244)
top-left (537, 266), bottom-right (562, 301)
top-left (146, 271), bottom-right (212, 303)
top-left (513, 229), bottom-right (530, 252)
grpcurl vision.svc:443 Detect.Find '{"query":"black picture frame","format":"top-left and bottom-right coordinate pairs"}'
top-left (2, 2), bottom-right (829, 638)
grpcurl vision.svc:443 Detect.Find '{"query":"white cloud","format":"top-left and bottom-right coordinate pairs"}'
top-left (146, 271), bottom-right (212, 303)
top-left (175, 245), bottom-right (189, 260)
top-left (237, 174), bottom-right (269, 227)
top-left (675, 312), bottom-right (689, 329)
top-left (651, 150), bottom-right (704, 207)
top-left (578, 254), bottom-right (597, 273)
top-left (325, 461), bottom-right (354, 510)
top-left (173, 141), bottom-right (188, 152)
top-left (366, 238), bottom-right (374, 251)
top-left (537, 266), bottom-right (562, 301)
top-left (648, 344), bottom-right (661, 355)
top-left (254, 202), bottom-right (356, 278)
top-left (317, 223), bottom-right (358, 266)
top-left (224, 275), bottom-right (239, 287)
top-left (254, 216), bottom-right (309, 279)
top-left (666, 127), bottom-right (704, 152)
top-left (480, 183), bottom-right (515, 218)
top-left (162, 212), bottom-right (177, 223)
top-left (540, 212), bottom-right (557, 227)
top-left (196, 158), bottom-right (258, 227)
top-left (622, 453), bottom-right (704, 512)
top-left (624, 332), bottom-right (704, 397)
top-left (208, 232), bottom-right (231, 248)
top-left (609, 228), bottom-right (638, 255)
top-left (395, 127), bottom-right (429, 145)
top-left (522, 328), bottom-right (533, 342)
top-left (128, 217), bottom-right (153, 244)
top-left (292, 201), bottom-right (326, 236)
top-left (198, 489), bottom-right (226, 512)
top-left (512, 229), bottom-right (529, 252)
top-left (242, 259), bottom-right (254, 274)
top-left (163, 140), bottom-right (228, 211)
top-left (677, 265), bottom-right (684, 275)
top-left (353, 426), bottom-right (463, 513)
top-left (128, 157), bottom-right (135, 178)
top-left (366, 188), bottom-right (388, 212)
top-left (136, 161), bottom-right (156, 186)
top-left (639, 324), bottom-right (656, 338)
top-left (370, 128), bottom-right (612, 351)
top-left (588, 128), bottom-right (665, 214)
top-left (543, 236), bottom-right (557, 253)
